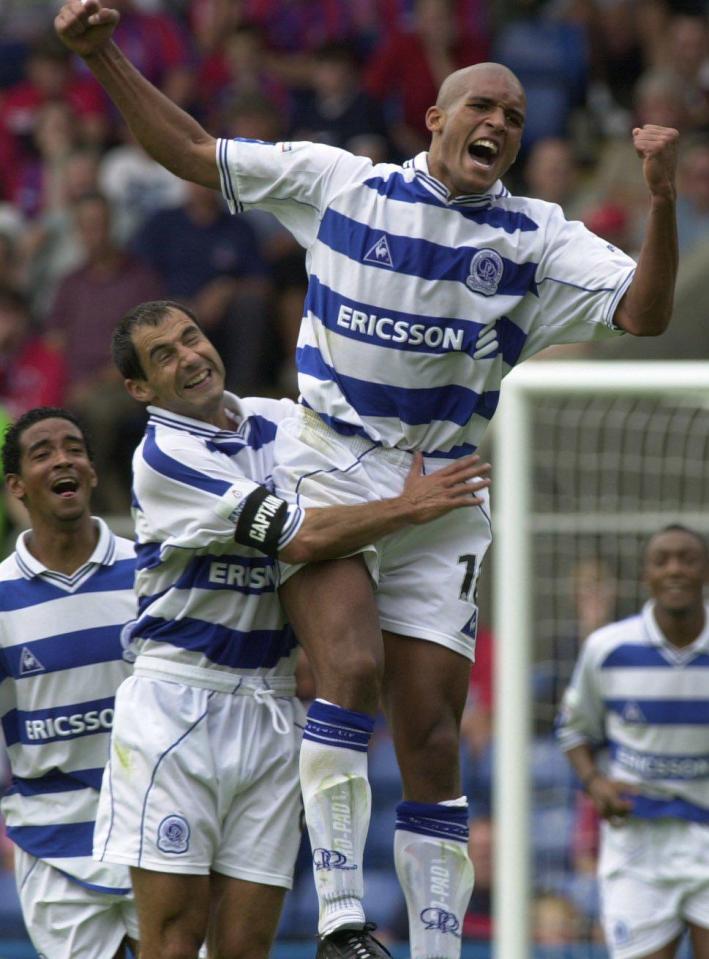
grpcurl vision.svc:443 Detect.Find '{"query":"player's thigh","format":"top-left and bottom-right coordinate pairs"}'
top-left (279, 556), bottom-right (383, 707)
top-left (688, 922), bottom-right (709, 959)
top-left (213, 696), bottom-right (304, 889)
top-left (209, 873), bottom-right (286, 959)
top-left (600, 870), bottom-right (684, 959)
top-left (15, 850), bottom-right (135, 959)
top-left (95, 676), bottom-right (219, 875)
top-left (382, 632), bottom-right (472, 800)
top-left (130, 868), bottom-right (209, 954)
top-left (376, 501), bottom-right (491, 662)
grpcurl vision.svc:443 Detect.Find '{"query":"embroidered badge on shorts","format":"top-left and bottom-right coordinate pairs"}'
top-left (157, 814), bottom-right (191, 854)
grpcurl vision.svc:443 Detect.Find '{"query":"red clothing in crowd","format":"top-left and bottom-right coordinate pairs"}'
top-left (0, 336), bottom-right (67, 419)
top-left (0, 74), bottom-right (107, 143)
top-left (364, 29), bottom-right (490, 140)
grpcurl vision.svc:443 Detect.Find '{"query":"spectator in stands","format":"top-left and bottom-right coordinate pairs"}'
top-left (197, 23), bottom-right (291, 132)
top-left (523, 136), bottom-right (584, 218)
top-left (0, 32), bottom-right (108, 158)
top-left (0, 287), bottom-right (67, 421)
top-left (19, 144), bottom-right (102, 317)
top-left (99, 127), bottom-right (188, 243)
top-left (579, 68), bottom-right (691, 253)
top-left (132, 181), bottom-right (272, 394)
top-left (101, 0), bottom-right (195, 107)
top-left (188, 0), bottom-right (250, 57)
top-left (45, 191), bottom-right (163, 512)
top-left (533, 892), bottom-right (585, 946)
top-left (675, 135), bottom-right (709, 254)
top-left (290, 42), bottom-right (389, 152)
top-left (221, 93), bottom-right (305, 393)
top-left (13, 100), bottom-right (81, 223)
top-left (364, 0), bottom-right (489, 157)
top-left (492, 0), bottom-right (589, 155)
top-left (242, 0), bottom-right (380, 83)
top-left (660, 14), bottom-right (709, 130)
top-left (587, 0), bottom-right (647, 117)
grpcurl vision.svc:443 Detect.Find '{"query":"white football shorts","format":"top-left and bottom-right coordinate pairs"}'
top-left (599, 818), bottom-right (709, 959)
top-left (273, 405), bottom-right (491, 660)
top-left (94, 673), bottom-right (305, 886)
top-left (14, 848), bottom-right (139, 959)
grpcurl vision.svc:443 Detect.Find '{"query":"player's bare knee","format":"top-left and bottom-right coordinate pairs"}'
top-left (398, 717), bottom-right (461, 783)
top-left (213, 926), bottom-right (274, 959)
top-left (147, 922), bottom-right (204, 959)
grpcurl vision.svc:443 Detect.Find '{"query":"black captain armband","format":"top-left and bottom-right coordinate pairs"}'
top-left (233, 487), bottom-right (289, 557)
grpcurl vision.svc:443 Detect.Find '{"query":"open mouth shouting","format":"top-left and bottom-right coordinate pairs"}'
top-left (467, 138), bottom-right (500, 169)
top-left (51, 476), bottom-right (80, 499)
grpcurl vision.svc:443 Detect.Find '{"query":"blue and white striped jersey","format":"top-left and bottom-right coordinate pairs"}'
top-left (217, 140), bottom-right (635, 461)
top-left (556, 602), bottom-right (709, 822)
top-left (127, 392), bottom-right (304, 689)
top-left (0, 518), bottom-right (136, 892)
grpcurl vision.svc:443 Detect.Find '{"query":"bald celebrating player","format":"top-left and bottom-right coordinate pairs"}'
top-left (54, 5), bottom-right (679, 959)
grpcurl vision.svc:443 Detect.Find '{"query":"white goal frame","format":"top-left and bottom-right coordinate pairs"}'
top-left (491, 361), bottom-right (709, 959)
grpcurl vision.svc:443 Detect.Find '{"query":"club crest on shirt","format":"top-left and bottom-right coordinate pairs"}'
top-left (157, 814), bottom-right (191, 854)
top-left (466, 249), bottom-right (503, 296)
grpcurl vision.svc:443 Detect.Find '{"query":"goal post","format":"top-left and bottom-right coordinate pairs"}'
top-left (491, 361), bottom-right (709, 959)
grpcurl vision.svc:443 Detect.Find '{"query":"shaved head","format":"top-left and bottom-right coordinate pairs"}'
top-left (436, 63), bottom-right (525, 111)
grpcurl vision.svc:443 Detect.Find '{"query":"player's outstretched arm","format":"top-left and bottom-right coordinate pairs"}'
top-left (613, 124), bottom-right (679, 337)
top-left (54, 0), bottom-right (219, 189)
top-left (280, 452), bottom-right (490, 564)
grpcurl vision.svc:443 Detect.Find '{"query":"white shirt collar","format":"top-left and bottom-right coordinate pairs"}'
top-left (15, 517), bottom-right (116, 581)
top-left (407, 152), bottom-right (509, 207)
top-left (146, 391), bottom-right (247, 437)
top-left (642, 599), bottom-right (709, 661)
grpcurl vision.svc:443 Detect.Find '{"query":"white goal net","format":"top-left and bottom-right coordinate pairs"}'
top-left (490, 361), bottom-right (709, 959)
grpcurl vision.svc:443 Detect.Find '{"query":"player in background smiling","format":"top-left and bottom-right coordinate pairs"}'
top-left (0, 407), bottom-right (139, 959)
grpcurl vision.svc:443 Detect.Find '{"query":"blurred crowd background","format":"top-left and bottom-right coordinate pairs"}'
top-left (0, 0), bottom-right (708, 951)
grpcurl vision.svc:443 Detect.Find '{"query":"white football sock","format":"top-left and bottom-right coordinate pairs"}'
top-left (394, 798), bottom-right (474, 959)
top-left (301, 700), bottom-right (374, 937)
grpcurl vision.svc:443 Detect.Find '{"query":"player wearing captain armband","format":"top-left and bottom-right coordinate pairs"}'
top-left (0, 407), bottom-right (139, 959)
top-left (94, 299), bottom-right (489, 959)
top-left (557, 526), bottom-right (709, 959)
top-left (53, 3), bottom-right (680, 956)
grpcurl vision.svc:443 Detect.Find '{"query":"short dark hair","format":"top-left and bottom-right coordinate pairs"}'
top-left (645, 523), bottom-right (709, 560)
top-left (2, 407), bottom-right (93, 477)
top-left (112, 299), bottom-right (200, 379)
